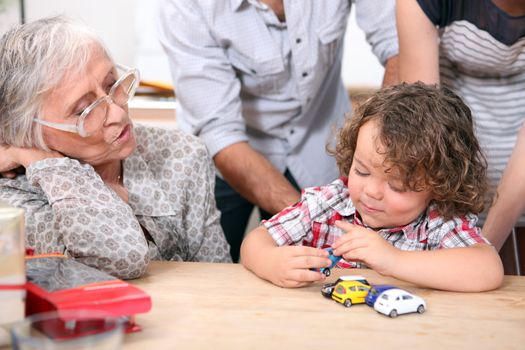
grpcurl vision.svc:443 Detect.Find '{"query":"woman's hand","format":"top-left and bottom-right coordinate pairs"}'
top-left (0, 144), bottom-right (62, 177)
top-left (332, 221), bottom-right (400, 276)
top-left (0, 144), bottom-right (22, 178)
top-left (264, 245), bottom-right (332, 288)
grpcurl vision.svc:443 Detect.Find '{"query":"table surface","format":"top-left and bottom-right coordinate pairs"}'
top-left (125, 261), bottom-right (525, 350)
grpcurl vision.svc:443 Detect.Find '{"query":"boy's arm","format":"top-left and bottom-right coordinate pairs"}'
top-left (386, 244), bottom-right (504, 292)
top-left (240, 226), bottom-right (331, 288)
top-left (333, 221), bottom-right (503, 292)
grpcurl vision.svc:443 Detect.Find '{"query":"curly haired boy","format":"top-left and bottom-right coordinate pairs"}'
top-left (241, 82), bottom-right (503, 291)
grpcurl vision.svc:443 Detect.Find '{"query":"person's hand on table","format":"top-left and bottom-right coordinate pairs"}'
top-left (332, 221), bottom-right (400, 276)
top-left (264, 245), bottom-right (332, 288)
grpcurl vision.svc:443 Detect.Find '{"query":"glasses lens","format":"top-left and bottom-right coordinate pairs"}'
top-left (78, 69), bottom-right (138, 137)
top-left (82, 101), bottom-right (108, 136)
top-left (111, 73), bottom-right (137, 107)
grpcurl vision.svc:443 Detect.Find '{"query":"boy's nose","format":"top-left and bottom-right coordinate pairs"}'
top-left (364, 180), bottom-right (383, 200)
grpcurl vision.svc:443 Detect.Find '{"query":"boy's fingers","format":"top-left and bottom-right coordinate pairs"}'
top-left (294, 245), bottom-right (329, 257)
top-left (334, 220), bottom-right (354, 230)
top-left (290, 269), bottom-right (326, 284)
top-left (332, 232), bottom-right (353, 248)
top-left (333, 238), bottom-right (368, 256)
top-left (290, 255), bottom-right (331, 269)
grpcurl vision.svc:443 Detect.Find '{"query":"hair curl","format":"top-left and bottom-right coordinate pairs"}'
top-left (329, 82), bottom-right (489, 219)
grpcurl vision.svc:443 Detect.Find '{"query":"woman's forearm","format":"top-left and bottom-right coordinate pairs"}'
top-left (483, 123), bottom-right (525, 250)
top-left (26, 157), bottom-right (149, 279)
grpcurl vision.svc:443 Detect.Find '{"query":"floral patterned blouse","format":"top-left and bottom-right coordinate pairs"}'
top-left (0, 125), bottom-right (232, 279)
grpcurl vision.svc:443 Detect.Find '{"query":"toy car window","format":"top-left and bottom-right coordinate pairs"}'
top-left (350, 286), bottom-right (357, 291)
top-left (26, 257), bottom-right (116, 292)
top-left (380, 294), bottom-right (389, 300)
top-left (358, 286), bottom-right (368, 291)
top-left (402, 295), bottom-right (413, 300)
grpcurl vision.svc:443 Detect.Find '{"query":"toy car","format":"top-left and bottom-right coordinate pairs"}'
top-left (373, 288), bottom-right (426, 318)
top-left (311, 248), bottom-right (341, 277)
top-left (365, 284), bottom-right (396, 306)
top-left (331, 277), bottom-right (371, 307)
top-left (321, 275), bottom-right (370, 298)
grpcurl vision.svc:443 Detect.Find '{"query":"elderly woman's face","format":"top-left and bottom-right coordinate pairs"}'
top-left (40, 48), bottom-right (136, 166)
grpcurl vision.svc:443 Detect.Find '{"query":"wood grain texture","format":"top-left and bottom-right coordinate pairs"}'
top-left (125, 261), bottom-right (525, 350)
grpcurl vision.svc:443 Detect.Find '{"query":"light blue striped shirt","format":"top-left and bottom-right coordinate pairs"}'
top-left (159, 0), bottom-right (398, 188)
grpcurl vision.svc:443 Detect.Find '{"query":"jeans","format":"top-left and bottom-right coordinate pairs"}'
top-left (215, 169), bottom-right (300, 262)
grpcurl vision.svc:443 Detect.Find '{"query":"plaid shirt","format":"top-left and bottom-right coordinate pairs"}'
top-left (263, 178), bottom-right (489, 268)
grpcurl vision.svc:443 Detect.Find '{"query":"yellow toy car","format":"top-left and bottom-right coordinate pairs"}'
top-left (331, 277), bottom-right (371, 307)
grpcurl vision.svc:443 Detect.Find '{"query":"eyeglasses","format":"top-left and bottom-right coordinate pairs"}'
top-left (33, 63), bottom-right (140, 137)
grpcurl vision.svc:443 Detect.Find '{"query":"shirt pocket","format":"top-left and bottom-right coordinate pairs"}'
top-left (228, 50), bottom-right (285, 97)
top-left (317, 17), bottom-right (346, 66)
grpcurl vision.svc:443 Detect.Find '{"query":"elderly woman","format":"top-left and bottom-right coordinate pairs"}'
top-left (0, 17), bottom-right (231, 280)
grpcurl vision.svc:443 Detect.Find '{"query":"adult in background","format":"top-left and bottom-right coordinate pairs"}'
top-left (159, 0), bottom-right (399, 262)
top-left (396, 0), bottom-right (525, 264)
top-left (0, 17), bottom-right (231, 280)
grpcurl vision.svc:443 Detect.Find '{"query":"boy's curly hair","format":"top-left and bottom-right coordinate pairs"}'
top-left (330, 82), bottom-right (488, 219)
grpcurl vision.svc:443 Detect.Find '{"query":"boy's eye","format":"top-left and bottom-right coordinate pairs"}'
top-left (388, 182), bottom-right (406, 193)
top-left (354, 168), bottom-right (369, 176)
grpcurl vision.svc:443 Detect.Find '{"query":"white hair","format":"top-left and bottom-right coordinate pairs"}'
top-left (0, 16), bottom-right (113, 149)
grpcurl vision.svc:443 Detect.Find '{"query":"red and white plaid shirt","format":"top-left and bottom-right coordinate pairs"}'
top-left (263, 178), bottom-right (489, 268)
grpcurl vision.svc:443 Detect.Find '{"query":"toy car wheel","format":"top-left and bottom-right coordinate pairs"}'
top-left (389, 309), bottom-right (398, 318)
top-left (417, 305), bottom-right (425, 314)
top-left (343, 299), bottom-right (352, 308)
top-left (323, 269), bottom-right (331, 277)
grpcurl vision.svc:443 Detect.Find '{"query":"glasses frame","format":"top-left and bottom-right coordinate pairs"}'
top-left (33, 63), bottom-right (140, 137)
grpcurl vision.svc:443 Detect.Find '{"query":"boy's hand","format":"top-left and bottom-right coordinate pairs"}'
top-left (332, 221), bottom-right (400, 276)
top-left (265, 245), bottom-right (332, 288)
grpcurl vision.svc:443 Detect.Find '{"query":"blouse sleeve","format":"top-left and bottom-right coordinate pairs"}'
top-left (178, 135), bottom-right (232, 263)
top-left (2, 157), bottom-right (149, 279)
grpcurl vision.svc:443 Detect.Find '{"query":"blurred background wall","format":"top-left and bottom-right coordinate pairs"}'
top-left (21, 0), bottom-right (385, 90)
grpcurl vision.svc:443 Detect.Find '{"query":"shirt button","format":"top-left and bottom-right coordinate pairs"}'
top-left (250, 69), bottom-right (257, 74)
top-left (290, 129), bottom-right (295, 134)
top-left (307, 97), bottom-right (311, 103)
top-left (302, 72), bottom-right (308, 77)
top-left (296, 38), bottom-right (302, 44)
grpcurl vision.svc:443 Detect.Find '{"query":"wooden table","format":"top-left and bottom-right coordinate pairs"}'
top-left (125, 262), bottom-right (525, 350)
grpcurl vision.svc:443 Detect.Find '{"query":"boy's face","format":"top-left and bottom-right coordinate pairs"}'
top-left (347, 120), bottom-right (433, 229)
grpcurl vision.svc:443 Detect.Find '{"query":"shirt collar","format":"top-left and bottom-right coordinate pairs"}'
top-left (232, 0), bottom-right (269, 11)
top-left (231, 0), bottom-right (245, 11)
top-left (328, 177), bottom-right (432, 242)
top-left (375, 209), bottom-right (429, 242)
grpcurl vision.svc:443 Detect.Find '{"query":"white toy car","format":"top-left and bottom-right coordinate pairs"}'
top-left (373, 288), bottom-right (426, 318)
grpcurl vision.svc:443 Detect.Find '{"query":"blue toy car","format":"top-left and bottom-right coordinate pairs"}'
top-left (312, 248), bottom-right (342, 277)
top-left (365, 284), bottom-right (396, 306)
